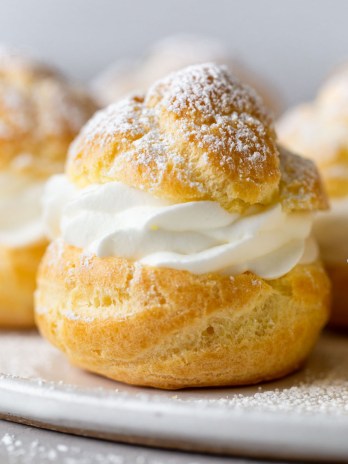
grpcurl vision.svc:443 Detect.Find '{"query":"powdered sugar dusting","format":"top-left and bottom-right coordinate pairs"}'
top-left (70, 95), bottom-right (207, 192)
top-left (174, 378), bottom-right (348, 416)
top-left (70, 63), bottom-right (279, 205)
top-left (148, 63), bottom-right (269, 124)
top-left (0, 422), bottom-right (223, 464)
top-left (0, 430), bottom-right (127, 464)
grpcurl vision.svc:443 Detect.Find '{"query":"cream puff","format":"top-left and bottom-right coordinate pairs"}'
top-left (0, 46), bottom-right (98, 327)
top-left (92, 34), bottom-right (281, 114)
top-left (278, 65), bottom-right (348, 328)
top-left (35, 63), bottom-right (329, 389)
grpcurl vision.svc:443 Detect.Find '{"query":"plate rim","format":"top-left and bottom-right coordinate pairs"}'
top-left (0, 373), bottom-right (348, 462)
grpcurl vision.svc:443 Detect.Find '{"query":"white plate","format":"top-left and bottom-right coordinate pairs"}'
top-left (0, 330), bottom-right (347, 462)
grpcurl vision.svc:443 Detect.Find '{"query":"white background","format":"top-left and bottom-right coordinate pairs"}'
top-left (0, 0), bottom-right (347, 107)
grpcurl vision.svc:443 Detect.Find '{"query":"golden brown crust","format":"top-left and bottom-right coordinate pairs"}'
top-left (68, 64), bottom-right (281, 213)
top-left (35, 241), bottom-right (330, 389)
top-left (278, 146), bottom-right (329, 211)
top-left (0, 240), bottom-right (47, 328)
top-left (325, 262), bottom-right (348, 329)
top-left (0, 47), bottom-right (98, 177)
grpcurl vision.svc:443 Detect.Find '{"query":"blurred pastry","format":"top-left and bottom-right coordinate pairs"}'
top-left (0, 46), bottom-right (98, 327)
top-left (92, 34), bottom-right (281, 114)
top-left (36, 63), bottom-right (329, 389)
top-left (278, 64), bottom-right (348, 328)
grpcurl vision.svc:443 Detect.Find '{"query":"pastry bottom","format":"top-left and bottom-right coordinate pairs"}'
top-left (0, 241), bottom-right (47, 328)
top-left (326, 262), bottom-right (348, 329)
top-left (35, 240), bottom-right (330, 389)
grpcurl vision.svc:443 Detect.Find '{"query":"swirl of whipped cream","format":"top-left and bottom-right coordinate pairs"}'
top-left (0, 171), bottom-right (46, 247)
top-left (43, 175), bottom-right (318, 279)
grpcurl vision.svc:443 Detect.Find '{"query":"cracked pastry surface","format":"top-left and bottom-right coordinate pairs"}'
top-left (70, 64), bottom-right (325, 213)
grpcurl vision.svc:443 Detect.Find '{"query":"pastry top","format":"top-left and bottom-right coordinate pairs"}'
top-left (278, 64), bottom-right (348, 198)
top-left (0, 46), bottom-right (98, 177)
top-left (69, 63), bottom-right (327, 213)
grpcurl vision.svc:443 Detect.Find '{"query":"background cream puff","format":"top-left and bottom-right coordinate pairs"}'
top-left (278, 64), bottom-right (348, 328)
top-left (36, 63), bottom-right (329, 389)
top-left (0, 46), bottom-right (98, 327)
top-left (92, 34), bottom-right (282, 115)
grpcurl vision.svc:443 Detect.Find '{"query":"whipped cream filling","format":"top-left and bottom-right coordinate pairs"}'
top-left (43, 175), bottom-right (318, 279)
top-left (0, 171), bottom-right (46, 247)
top-left (314, 196), bottom-right (348, 264)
